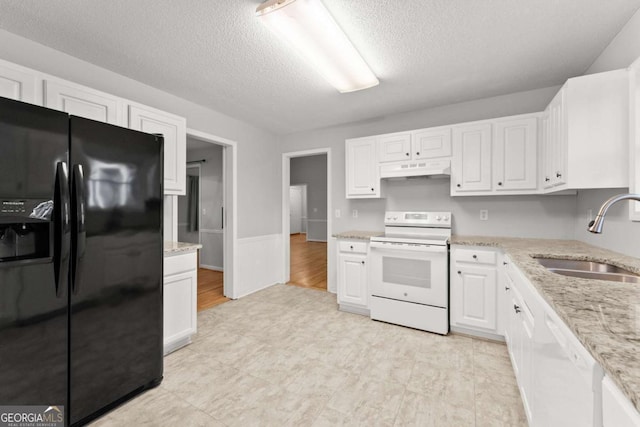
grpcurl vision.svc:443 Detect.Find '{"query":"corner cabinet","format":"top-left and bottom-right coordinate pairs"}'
top-left (128, 104), bottom-right (187, 195)
top-left (345, 137), bottom-right (380, 198)
top-left (336, 240), bottom-right (369, 315)
top-left (163, 250), bottom-right (198, 355)
top-left (450, 246), bottom-right (502, 338)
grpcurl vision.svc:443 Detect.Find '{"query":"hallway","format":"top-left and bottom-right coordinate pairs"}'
top-left (197, 269), bottom-right (229, 311)
top-left (287, 233), bottom-right (327, 291)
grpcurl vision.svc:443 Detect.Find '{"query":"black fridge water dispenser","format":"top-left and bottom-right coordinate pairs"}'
top-left (0, 199), bottom-right (53, 263)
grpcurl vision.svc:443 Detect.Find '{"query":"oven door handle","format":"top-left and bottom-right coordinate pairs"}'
top-left (370, 241), bottom-right (447, 253)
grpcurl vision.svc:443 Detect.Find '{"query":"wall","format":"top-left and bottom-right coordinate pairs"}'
top-left (280, 85), bottom-right (571, 236)
top-left (290, 155), bottom-right (328, 241)
top-left (0, 29), bottom-right (281, 240)
top-left (571, 7), bottom-right (640, 258)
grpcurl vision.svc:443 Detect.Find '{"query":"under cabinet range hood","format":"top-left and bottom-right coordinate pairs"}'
top-left (380, 159), bottom-right (451, 179)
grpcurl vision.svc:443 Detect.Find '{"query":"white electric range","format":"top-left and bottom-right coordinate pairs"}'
top-left (369, 211), bottom-right (451, 334)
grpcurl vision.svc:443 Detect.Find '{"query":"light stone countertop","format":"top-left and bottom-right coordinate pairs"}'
top-left (163, 241), bottom-right (202, 255)
top-left (332, 230), bottom-right (384, 240)
top-left (452, 235), bottom-right (640, 412)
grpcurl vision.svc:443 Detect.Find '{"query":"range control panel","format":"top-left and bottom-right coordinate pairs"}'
top-left (384, 211), bottom-right (452, 227)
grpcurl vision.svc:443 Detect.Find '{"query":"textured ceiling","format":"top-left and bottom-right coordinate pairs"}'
top-left (0, 0), bottom-right (638, 134)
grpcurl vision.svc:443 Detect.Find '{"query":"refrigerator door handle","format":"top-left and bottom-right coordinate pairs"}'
top-left (53, 162), bottom-right (71, 297)
top-left (72, 164), bottom-right (86, 294)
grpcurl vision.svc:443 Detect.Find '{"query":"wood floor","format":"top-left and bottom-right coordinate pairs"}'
top-left (197, 268), bottom-right (229, 311)
top-left (287, 233), bottom-right (327, 291)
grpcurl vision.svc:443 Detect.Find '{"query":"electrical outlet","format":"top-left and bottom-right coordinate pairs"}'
top-left (202, 208), bottom-right (206, 215)
top-left (335, 209), bottom-right (341, 218)
top-left (313, 207), bottom-right (318, 213)
top-left (587, 209), bottom-right (593, 222)
top-left (480, 209), bottom-right (489, 221)
top-left (352, 209), bottom-right (358, 218)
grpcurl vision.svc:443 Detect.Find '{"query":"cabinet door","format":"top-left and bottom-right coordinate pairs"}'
top-left (519, 300), bottom-right (534, 423)
top-left (493, 117), bottom-right (537, 191)
top-left (129, 104), bottom-right (187, 195)
top-left (452, 124), bottom-right (492, 192)
top-left (378, 133), bottom-right (411, 162)
top-left (345, 137), bottom-right (379, 198)
top-left (549, 89), bottom-right (567, 187)
top-left (337, 253), bottom-right (367, 307)
top-left (451, 265), bottom-right (497, 331)
top-left (412, 127), bottom-right (452, 159)
top-left (0, 59), bottom-right (37, 103)
top-left (44, 79), bottom-right (125, 125)
top-left (163, 270), bottom-right (197, 349)
top-left (540, 110), bottom-right (554, 189)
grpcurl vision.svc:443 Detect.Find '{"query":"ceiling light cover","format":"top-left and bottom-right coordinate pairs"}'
top-left (256, 0), bottom-right (379, 93)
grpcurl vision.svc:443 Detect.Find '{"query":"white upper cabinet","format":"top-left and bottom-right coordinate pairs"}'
top-left (542, 69), bottom-right (629, 192)
top-left (412, 127), bottom-right (452, 159)
top-left (378, 133), bottom-right (412, 162)
top-left (129, 104), bottom-right (187, 196)
top-left (0, 59), bottom-right (38, 104)
top-left (451, 123), bottom-right (492, 192)
top-left (44, 78), bottom-right (125, 126)
top-left (345, 137), bottom-right (380, 198)
top-left (493, 117), bottom-right (537, 191)
top-left (629, 56), bottom-right (640, 221)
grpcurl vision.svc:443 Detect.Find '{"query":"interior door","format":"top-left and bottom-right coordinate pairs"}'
top-left (289, 186), bottom-right (302, 234)
top-left (69, 116), bottom-right (163, 425)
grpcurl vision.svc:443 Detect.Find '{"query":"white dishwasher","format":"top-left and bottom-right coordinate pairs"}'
top-left (534, 307), bottom-right (604, 427)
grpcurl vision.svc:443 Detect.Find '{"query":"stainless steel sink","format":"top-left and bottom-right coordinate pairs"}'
top-left (535, 257), bottom-right (640, 283)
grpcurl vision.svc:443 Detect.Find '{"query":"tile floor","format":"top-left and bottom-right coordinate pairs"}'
top-left (91, 284), bottom-right (527, 426)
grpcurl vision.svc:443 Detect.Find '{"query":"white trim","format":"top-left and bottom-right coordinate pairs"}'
top-left (306, 238), bottom-right (328, 243)
top-left (306, 219), bottom-right (328, 222)
top-left (282, 148), bottom-right (332, 291)
top-left (186, 128), bottom-right (238, 299)
top-left (200, 264), bottom-right (224, 271)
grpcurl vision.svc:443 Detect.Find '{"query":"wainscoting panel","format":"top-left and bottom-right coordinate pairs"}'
top-left (236, 234), bottom-right (283, 298)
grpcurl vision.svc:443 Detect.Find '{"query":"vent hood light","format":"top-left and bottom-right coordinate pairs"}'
top-left (256, 0), bottom-right (379, 93)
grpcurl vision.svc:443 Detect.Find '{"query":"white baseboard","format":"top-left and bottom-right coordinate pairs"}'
top-left (199, 264), bottom-right (223, 272)
top-left (306, 238), bottom-right (327, 243)
top-left (236, 233), bottom-right (283, 298)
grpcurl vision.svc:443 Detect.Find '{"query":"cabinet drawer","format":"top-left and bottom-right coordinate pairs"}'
top-left (338, 241), bottom-right (368, 254)
top-left (455, 248), bottom-right (497, 265)
top-left (164, 252), bottom-right (197, 276)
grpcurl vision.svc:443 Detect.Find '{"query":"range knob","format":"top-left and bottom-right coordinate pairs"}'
top-left (393, 216), bottom-right (398, 220)
top-left (443, 216), bottom-right (450, 221)
top-left (436, 216), bottom-right (442, 221)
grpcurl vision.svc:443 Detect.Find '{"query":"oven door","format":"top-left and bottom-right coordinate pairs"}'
top-left (369, 241), bottom-right (448, 307)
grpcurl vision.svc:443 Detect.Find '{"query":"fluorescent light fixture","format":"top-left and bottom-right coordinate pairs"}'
top-left (256, 0), bottom-right (379, 93)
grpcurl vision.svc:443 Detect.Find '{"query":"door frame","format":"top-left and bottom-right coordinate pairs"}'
top-left (187, 128), bottom-right (238, 299)
top-left (185, 163), bottom-right (202, 245)
top-left (282, 148), bottom-right (332, 289)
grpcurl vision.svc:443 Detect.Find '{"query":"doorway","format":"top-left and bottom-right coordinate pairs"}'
top-left (183, 128), bottom-right (238, 306)
top-left (282, 150), bottom-right (331, 292)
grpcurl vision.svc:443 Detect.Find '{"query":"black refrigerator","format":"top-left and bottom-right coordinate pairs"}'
top-left (0, 96), bottom-right (164, 426)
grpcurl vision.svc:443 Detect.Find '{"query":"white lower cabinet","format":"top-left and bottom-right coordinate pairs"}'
top-left (336, 240), bottom-right (369, 315)
top-left (603, 376), bottom-right (640, 427)
top-left (450, 246), bottom-right (502, 337)
top-left (163, 250), bottom-right (198, 355)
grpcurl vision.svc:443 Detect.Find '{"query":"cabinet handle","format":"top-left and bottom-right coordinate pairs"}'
top-left (497, 182), bottom-right (503, 186)
top-left (457, 270), bottom-right (461, 274)
top-left (456, 184), bottom-right (461, 188)
top-left (416, 152), bottom-right (420, 156)
top-left (556, 172), bottom-right (562, 178)
top-left (505, 286), bottom-right (510, 291)
top-left (371, 187), bottom-right (375, 192)
top-left (514, 304), bottom-right (521, 314)
top-left (350, 245), bottom-right (354, 250)
top-left (503, 261), bottom-right (508, 266)
top-left (361, 261), bottom-right (365, 265)
top-left (472, 254), bottom-right (477, 259)
top-left (545, 177), bottom-right (550, 182)
top-left (405, 152), bottom-right (410, 156)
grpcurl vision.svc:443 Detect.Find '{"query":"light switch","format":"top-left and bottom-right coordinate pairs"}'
top-left (352, 209), bottom-right (358, 218)
top-left (335, 209), bottom-right (341, 218)
top-left (480, 210), bottom-right (488, 221)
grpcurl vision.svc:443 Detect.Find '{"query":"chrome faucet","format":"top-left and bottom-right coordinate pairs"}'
top-left (588, 193), bottom-right (640, 233)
